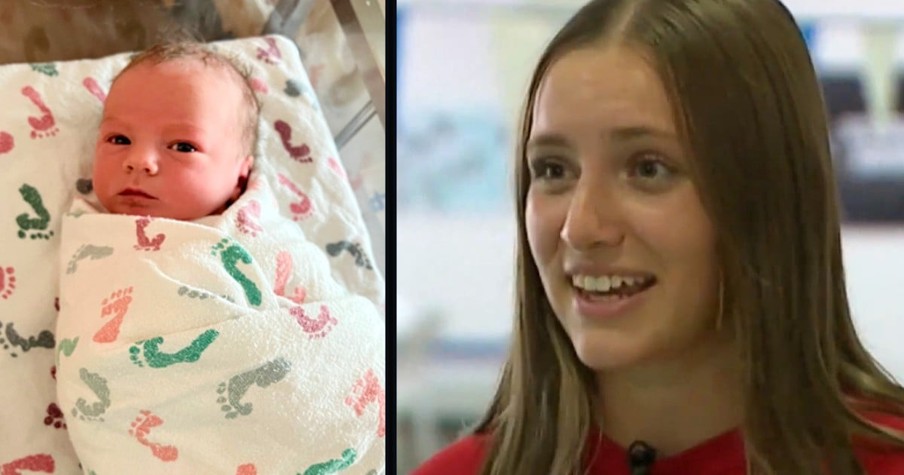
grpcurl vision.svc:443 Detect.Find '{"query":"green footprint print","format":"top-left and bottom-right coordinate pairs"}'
top-left (216, 357), bottom-right (291, 419)
top-left (30, 62), bottom-right (58, 76)
top-left (129, 329), bottom-right (219, 369)
top-left (210, 238), bottom-right (261, 306)
top-left (16, 184), bottom-right (53, 240)
top-left (72, 368), bottom-right (111, 422)
top-left (66, 244), bottom-right (114, 274)
top-left (301, 448), bottom-right (358, 475)
top-left (55, 337), bottom-right (78, 365)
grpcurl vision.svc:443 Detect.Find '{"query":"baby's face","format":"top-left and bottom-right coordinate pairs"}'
top-left (92, 59), bottom-right (253, 219)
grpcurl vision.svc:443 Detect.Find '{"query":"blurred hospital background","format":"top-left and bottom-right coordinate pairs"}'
top-left (396, 0), bottom-right (904, 472)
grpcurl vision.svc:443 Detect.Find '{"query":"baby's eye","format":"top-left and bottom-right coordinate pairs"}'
top-left (169, 142), bottom-right (198, 153)
top-left (107, 135), bottom-right (130, 145)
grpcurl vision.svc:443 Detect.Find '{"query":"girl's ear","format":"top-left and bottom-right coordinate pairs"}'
top-left (231, 155), bottom-right (255, 201)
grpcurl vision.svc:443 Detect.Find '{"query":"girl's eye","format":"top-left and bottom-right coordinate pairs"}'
top-left (629, 154), bottom-right (674, 181)
top-left (529, 159), bottom-right (568, 181)
top-left (107, 135), bottom-right (130, 145)
top-left (170, 142), bottom-right (198, 153)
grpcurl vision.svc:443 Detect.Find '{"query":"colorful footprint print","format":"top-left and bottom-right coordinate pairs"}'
top-left (29, 63), bottom-right (58, 77)
top-left (236, 200), bottom-right (263, 237)
top-left (93, 287), bottom-right (132, 343)
top-left (66, 244), bottom-right (114, 274)
top-left (16, 184), bottom-right (54, 240)
top-left (291, 305), bottom-right (337, 339)
top-left (0, 131), bottom-right (14, 155)
top-left (325, 240), bottom-right (373, 270)
top-left (21, 86), bottom-right (58, 138)
top-left (236, 464), bottom-right (258, 475)
top-left (82, 77), bottom-right (106, 103)
top-left (133, 217), bottom-right (166, 251)
top-left (0, 454), bottom-right (55, 475)
top-left (56, 337), bottom-right (78, 365)
top-left (72, 368), bottom-right (111, 422)
top-left (177, 285), bottom-right (233, 302)
top-left (327, 157), bottom-right (347, 180)
top-left (277, 174), bottom-right (313, 221)
top-left (0, 266), bottom-right (16, 300)
top-left (216, 358), bottom-right (291, 419)
top-left (0, 321), bottom-right (54, 358)
top-left (274, 251), bottom-right (306, 304)
top-left (301, 448), bottom-right (357, 475)
top-left (211, 239), bottom-right (262, 306)
top-left (274, 120), bottom-right (313, 163)
top-left (129, 329), bottom-right (219, 369)
top-left (129, 410), bottom-right (179, 462)
top-left (256, 37), bottom-right (282, 64)
top-left (43, 403), bottom-right (67, 430)
top-left (345, 369), bottom-right (386, 437)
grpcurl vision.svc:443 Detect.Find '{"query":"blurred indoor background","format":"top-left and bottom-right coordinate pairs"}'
top-left (397, 0), bottom-right (904, 472)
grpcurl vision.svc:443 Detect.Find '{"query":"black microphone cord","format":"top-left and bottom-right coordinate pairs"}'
top-left (628, 440), bottom-right (657, 475)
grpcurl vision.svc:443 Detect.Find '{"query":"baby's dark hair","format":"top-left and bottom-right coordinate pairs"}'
top-left (114, 42), bottom-right (261, 157)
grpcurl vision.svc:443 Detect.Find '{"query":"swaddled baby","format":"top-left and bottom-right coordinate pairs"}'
top-left (55, 43), bottom-right (386, 475)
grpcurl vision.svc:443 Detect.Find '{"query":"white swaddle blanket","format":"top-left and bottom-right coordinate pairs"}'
top-left (55, 174), bottom-right (385, 475)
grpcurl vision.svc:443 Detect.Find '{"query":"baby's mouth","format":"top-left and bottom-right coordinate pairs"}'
top-left (119, 188), bottom-right (156, 199)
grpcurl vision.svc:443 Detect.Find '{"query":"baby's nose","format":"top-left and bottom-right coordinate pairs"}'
top-left (124, 148), bottom-right (159, 175)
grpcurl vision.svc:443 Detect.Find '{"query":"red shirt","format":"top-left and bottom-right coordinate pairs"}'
top-left (412, 414), bottom-right (904, 475)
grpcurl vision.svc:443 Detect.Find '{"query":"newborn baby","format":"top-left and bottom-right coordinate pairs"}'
top-left (57, 42), bottom-right (386, 474)
top-left (92, 42), bottom-right (258, 219)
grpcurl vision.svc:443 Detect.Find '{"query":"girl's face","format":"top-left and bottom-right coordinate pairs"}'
top-left (525, 46), bottom-right (721, 371)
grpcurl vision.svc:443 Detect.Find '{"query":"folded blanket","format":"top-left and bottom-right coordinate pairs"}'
top-left (56, 174), bottom-right (385, 475)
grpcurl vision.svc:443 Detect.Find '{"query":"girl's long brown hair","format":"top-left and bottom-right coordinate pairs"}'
top-left (474, 1), bottom-right (904, 473)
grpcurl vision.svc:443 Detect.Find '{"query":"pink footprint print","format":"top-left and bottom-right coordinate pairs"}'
top-left (291, 305), bottom-right (336, 339)
top-left (21, 86), bottom-right (58, 139)
top-left (0, 267), bottom-right (16, 300)
top-left (256, 37), bottom-right (282, 65)
top-left (82, 77), bottom-right (107, 103)
top-left (236, 464), bottom-right (257, 475)
top-left (345, 368), bottom-right (386, 438)
top-left (0, 131), bottom-right (14, 155)
top-left (93, 287), bottom-right (133, 343)
top-left (236, 200), bottom-right (263, 237)
top-left (0, 454), bottom-right (55, 475)
top-left (250, 78), bottom-right (268, 94)
top-left (274, 120), bottom-right (312, 163)
top-left (277, 174), bottom-right (313, 221)
top-left (133, 217), bottom-right (166, 251)
top-left (129, 410), bottom-right (179, 462)
top-left (327, 157), bottom-right (347, 180)
top-left (274, 251), bottom-right (306, 304)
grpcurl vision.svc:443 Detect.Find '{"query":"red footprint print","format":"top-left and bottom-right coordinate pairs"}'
top-left (82, 77), bottom-right (107, 103)
top-left (291, 305), bottom-right (336, 339)
top-left (344, 369), bottom-right (386, 438)
top-left (236, 464), bottom-right (257, 475)
top-left (0, 267), bottom-right (16, 300)
top-left (133, 217), bottom-right (166, 251)
top-left (274, 251), bottom-right (306, 304)
top-left (274, 120), bottom-right (312, 163)
top-left (129, 410), bottom-right (179, 462)
top-left (0, 454), bottom-right (55, 475)
top-left (94, 287), bottom-right (133, 343)
top-left (256, 37), bottom-right (282, 65)
top-left (21, 86), bottom-right (58, 139)
top-left (0, 131), bottom-right (13, 155)
top-left (43, 403), bottom-right (66, 430)
top-left (236, 200), bottom-right (263, 237)
top-left (277, 174), bottom-right (313, 221)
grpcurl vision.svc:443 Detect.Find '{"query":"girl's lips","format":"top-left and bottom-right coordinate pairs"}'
top-left (119, 189), bottom-right (156, 199)
top-left (572, 283), bottom-right (655, 319)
